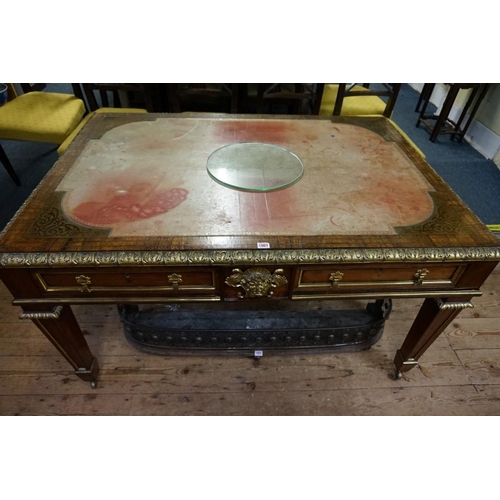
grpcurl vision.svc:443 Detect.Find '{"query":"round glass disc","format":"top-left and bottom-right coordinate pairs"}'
top-left (206, 142), bottom-right (304, 192)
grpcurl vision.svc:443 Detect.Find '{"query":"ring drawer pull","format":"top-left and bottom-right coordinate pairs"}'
top-left (76, 275), bottom-right (92, 293)
top-left (20, 305), bottom-right (63, 320)
top-left (413, 268), bottom-right (429, 285)
top-left (329, 271), bottom-right (344, 288)
top-left (168, 273), bottom-right (183, 291)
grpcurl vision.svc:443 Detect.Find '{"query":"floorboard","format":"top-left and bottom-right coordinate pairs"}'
top-left (1, 266), bottom-right (500, 415)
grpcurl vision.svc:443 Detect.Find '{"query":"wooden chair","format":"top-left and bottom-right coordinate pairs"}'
top-left (0, 83), bottom-right (85, 185)
top-left (56, 84), bottom-right (156, 156)
top-left (319, 83), bottom-right (424, 158)
top-left (255, 84), bottom-right (325, 115)
top-left (416, 83), bottom-right (490, 142)
top-left (415, 83), bottom-right (435, 113)
top-left (166, 84), bottom-right (239, 113)
top-left (320, 83), bottom-right (401, 117)
top-left (78, 83), bottom-right (156, 113)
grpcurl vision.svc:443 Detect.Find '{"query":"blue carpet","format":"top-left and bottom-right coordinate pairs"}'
top-left (1, 83), bottom-right (500, 230)
top-left (0, 140), bottom-right (58, 229)
top-left (390, 84), bottom-right (500, 226)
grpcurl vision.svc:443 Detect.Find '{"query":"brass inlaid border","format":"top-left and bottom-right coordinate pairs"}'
top-left (395, 191), bottom-right (461, 235)
top-left (25, 192), bottom-right (111, 239)
top-left (2, 247), bottom-right (500, 268)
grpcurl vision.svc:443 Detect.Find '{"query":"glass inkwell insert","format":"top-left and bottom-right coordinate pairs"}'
top-left (207, 142), bottom-right (304, 192)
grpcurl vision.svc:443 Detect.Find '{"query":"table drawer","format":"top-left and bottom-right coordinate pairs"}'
top-left (35, 268), bottom-right (219, 297)
top-left (295, 264), bottom-right (465, 292)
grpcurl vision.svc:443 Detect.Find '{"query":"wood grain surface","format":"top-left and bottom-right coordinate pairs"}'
top-left (1, 114), bottom-right (498, 254)
top-left (1, 263), bottom-right (499, 415)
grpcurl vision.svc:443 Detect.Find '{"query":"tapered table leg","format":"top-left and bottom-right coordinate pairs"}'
top-left (20, 304), bottom-right (99, 387)
top-left (394, 295), bottom-right (474, 378)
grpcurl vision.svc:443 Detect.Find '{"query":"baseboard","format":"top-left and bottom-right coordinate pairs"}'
top-left (460, 115), bottom-right (500, 160)
top-left (408, 84), bottom-right (500, 161)
top-left (494, 153), bottom-right (500, 169)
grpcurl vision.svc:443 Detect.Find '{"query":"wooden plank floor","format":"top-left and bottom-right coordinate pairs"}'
top-left (1, 264), bottom-right (500, 415)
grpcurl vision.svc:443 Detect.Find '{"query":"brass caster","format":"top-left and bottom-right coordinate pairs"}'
top-left (90, 380), bottom-right (98, 389)
top-left (394, 370), bottom-right (402, 380)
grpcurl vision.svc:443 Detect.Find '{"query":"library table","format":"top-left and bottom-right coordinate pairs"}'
top-left (1, 113), bottom-right (499, 387)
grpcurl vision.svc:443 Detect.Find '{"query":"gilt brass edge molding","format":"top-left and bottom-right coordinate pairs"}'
top-left (19, 305), bottom-right (63, 320)
top-left (434, 299), bottom-right (474, 310)
top-left (1, 247), bottom-right (500, 268)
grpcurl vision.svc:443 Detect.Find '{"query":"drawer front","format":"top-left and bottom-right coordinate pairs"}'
top-left (35, 268), bottom-right (219, 297)
top-left (295, 264), bottom-right (465, 292)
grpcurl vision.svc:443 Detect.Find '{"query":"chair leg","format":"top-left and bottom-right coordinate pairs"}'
top-left (416, 83), bottom-right (434, 112)
top-left (312, 84), bottom-right (325, 115)
top-left (333, 84), bottom-right (347, 116)
top-left (456, 84), bottom-right (490, 142)
top-left (384, 83), bottom-right (401, 117)
top-left (0, 143), bottom-right (21, 186)
top-left (430, 85), bottom-right (460, 142)
top-left (416, 84), bottom-right (436, 127)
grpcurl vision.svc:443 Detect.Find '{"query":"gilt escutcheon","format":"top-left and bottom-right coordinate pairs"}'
top-left (329, 271), bottom-right (344, 288)
top-left (225, 267), bottom-right (288, 299)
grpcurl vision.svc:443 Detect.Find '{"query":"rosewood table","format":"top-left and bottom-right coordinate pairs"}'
top-left (1, 113), bottom-right (499, 387)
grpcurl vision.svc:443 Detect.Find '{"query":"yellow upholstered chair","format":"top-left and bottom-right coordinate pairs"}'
top-left (57, 84), bottom-right (154, 156)
top-left (166, 84), bottom-right (239, 113)
top-left (319, 83), bottom-right (425, 158)
top-left (0, 84), bottom-right (86, 185)
top-left (256, 84), bottom-right (325, 114)
top-left (319, 84), bottom-right (401, 117)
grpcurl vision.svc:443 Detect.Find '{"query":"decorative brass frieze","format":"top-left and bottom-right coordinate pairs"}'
top-left (168, 273), bottom-right (183, 291)
top-left (24, 193), bottom-right (110, 238)
top-left (225, 268), bottom-right (288, 298)
top-left (395, 192), bottom-right (461, 235)
top-left (329, 271), bottom-right (344, 288)
top-left (76, 275), bottom-right (92, 293)
top-left (1, 247), bottom-right (500, 268)
top-left (413, 268), bottom-right (429, 285)
top-left (435, 299), bottom-right (474, 310)
top-left (19, 305), bottom-right (63, 320)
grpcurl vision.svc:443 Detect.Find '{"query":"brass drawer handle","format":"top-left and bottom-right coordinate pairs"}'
top-left (168, 273), bottom-right (183, 291)
top-left (329, 271), bottom-right (344, 288)
top-left (413, 268), bottom-right (429, 285)
top-left (76, 275), bottom-right (92, 293)
top-left (20, 305), bottom-right (63, 320)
